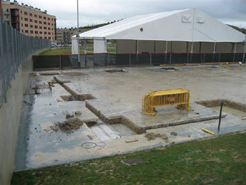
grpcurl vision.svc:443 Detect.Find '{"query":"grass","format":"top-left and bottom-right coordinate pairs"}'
top-left (39, 44), bottom-right (116, 55)
top-left (11, 132), bottom-right (246, 185)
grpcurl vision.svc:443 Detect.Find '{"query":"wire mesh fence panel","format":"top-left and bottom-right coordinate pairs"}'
top-left (87, 54), bottom-right (94, 67)
top-left (0, 19), bottom-right (50, 107)
top-left (107, 54), bottom-right (116, 66)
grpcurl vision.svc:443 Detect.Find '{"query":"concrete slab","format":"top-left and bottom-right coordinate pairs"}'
top-left (14, 65), bottom-right (246, 171)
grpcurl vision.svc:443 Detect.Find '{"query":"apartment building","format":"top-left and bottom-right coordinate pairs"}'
top-left (0, 0), bottom-right (3, 19)
top-left (56, 28), bottom-right (77, 45)
top-left (2, 0), bottom-right (56, 41)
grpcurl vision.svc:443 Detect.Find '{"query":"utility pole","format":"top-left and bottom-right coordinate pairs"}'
top-left (77, 0), bottom-right (80, 67)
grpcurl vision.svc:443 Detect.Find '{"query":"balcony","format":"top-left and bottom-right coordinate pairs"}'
top-left (4, 17), bottom-right (10, 22)
top-left (3, 11), bottom-right (9, 16)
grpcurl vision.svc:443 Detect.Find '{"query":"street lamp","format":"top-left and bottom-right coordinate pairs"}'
top-left (77, 0), bottom-right (80, 67)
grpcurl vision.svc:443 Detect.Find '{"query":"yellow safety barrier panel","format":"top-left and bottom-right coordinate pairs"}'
top-left (141, 88), bottom-right (191, 116)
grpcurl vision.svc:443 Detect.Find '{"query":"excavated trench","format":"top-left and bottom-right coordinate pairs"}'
top-left (196, 99), bottom-right (246, 119)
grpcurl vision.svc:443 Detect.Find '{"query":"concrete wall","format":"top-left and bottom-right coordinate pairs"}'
top-left (0, 49), bottom-right (47, 185)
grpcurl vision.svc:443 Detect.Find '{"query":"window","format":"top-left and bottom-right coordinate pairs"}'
top-left (44, 32), bottom-right (47, 34)
top-left (35, 25), bottom-right (38, 28)
top-left (34, 20), bottom-right (37, 23)
top-left (39, 26), bottom-right (42, 29)
top-left (48, 32), bottom-right (50, 35)
top-left (24, 12), bottom-right (27, 15)
top-left (48, 18), bottom-right (50, 20)
top-left (25, 24), bottom-right (28, 27)
top-left (35, 31), bottom-right (38, 34)
top-left (30, 25), bottom-right (33, 28)
top-left (40, 31), bottom-right (42, 34)
top-left (25, 30), bottom-right (28, 33)
top-left (48, 23), bottom-right (50, 25)
top-left (39, 21), bottom-right (42, 24)
top-left (44, 22), bottom-right (46, 25)
top-left (34, 14), bottom-right (37, 18)
top-left (30, 19), bottom-right (33, 22)
top-left (43, 17), bottom-right (46, 20)
top-left (30, 13), bottom-right (32, 16)
top-left (31, 30), bottom-right (33, 33)
top-left (44, 27), bottom-right (47, 30)
top-left (48, 27), bottom-right (50, 30)
top-left (39, 15), bottom-right (42, 18)
top-left (48, 37), bottom-right (51, 39)
top-left (25, 18), bottom-right (28, 21)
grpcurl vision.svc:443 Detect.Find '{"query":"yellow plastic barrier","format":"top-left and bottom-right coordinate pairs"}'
top-left (141, 88), bottom-right (191, 116)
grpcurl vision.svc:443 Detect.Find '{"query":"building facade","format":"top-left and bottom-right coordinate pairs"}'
top-left (0, 0), bottom-right (3, 19)
top-left (2, 0), bottom-right (56, 41)
top-left (56, 28), bottom-right (77, 45)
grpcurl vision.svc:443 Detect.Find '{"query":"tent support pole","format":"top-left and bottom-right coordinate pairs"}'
top-left (84, 40), bottom-right (87, 67)
top-left (199, 42), bottom-right (202, 63)
top-left (154, 41), bottom-right (156, 53)
top-left (186, 42), bottom-right (189, 63)
top-left (190, 42), bottom-right (193, 63)
top-left (77, 0), bottom-right (80, 68)
top-left (213, 43), bottom-right (216, 62)
top-left (233, 43), bottom-right (236, 62)
top-left (136, 40), bottom-right (139, 62)
top-left (165, 41), bottom-right (168, 63)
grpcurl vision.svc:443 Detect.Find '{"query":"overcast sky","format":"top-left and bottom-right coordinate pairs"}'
top-left (17, 0), bottom-right (246, 29)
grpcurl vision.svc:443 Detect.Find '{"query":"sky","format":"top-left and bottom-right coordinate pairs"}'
top-left (16, 0), bottom-right (246, 29)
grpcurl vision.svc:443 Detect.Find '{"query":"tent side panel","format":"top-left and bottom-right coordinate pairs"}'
top-left (216, 43), bottom-right (233, 53)
top-left (171, 41), bottom-right (187, 53)
top-left (155, 41), bottom-right (165, 53)
top-left (200, 42), bottom-right (214, 53)
top-left (72, 39), bottom-right (78, 54)
top-left (116, 40), bottom-right (136, 54)
top-left (94, 39), bottom-right (107, 53)
top-left (138, 41), bottom-right (154, 53)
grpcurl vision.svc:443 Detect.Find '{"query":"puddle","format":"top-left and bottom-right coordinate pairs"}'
top-left (90, 120), bottom-right (136, 141)
top-left (162, 67), bottom-right (178, 71)
top-left (211, 106), bottom-right (246, 118)
top-left (105, 69), bottom-right (126, 73)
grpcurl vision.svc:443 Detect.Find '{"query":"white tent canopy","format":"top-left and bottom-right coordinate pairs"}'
top-left (72, 8), bottom-right (245, 54)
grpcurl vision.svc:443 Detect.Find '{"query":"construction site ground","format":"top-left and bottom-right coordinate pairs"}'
top-left (15, 64), bottom-right (246, 171)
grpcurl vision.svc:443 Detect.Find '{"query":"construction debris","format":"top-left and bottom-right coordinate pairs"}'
top-left (51, 118), bottom-right (83, 133)
top-left (145, 133), bottom-right (168, 142)
top-left (170, 132), bottom-right (178, 136)
top-left (75, 111), bottom-right (82, 115)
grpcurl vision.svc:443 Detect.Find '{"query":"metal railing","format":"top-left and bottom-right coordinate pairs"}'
top-left (0, 19), bottom-right (51, 108)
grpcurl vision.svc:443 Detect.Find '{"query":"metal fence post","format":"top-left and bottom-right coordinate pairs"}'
top-left (129, 54), bottom-right (131, 66)
top-left (5, 23), bottom-right (11, 88)
top-left (169, 53), bottom-right (172, 65)
top-left (150, 53), bottom-right (152, 65)
top-left (0, 21), bottom-right (7, 103)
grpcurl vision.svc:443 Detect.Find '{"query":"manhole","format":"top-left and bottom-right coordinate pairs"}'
top-left (105, 69), bottom-right (126, 73)
top-left (81, 142), bottom-right (96, 149)
top-left (162, 67), bottom-right (178, 71)
top-left (122, 158), bottom-right (146, 165)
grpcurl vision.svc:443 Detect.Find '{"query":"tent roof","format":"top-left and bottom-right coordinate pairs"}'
top-left (73, 8), bottom-right (245, 43)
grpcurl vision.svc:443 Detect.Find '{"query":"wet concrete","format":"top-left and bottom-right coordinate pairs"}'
top-left (14, 64), bottom-right (246, 171)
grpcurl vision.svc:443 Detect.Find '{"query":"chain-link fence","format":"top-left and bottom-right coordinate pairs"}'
top-left (0, 20), bottom-right (51, 108)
